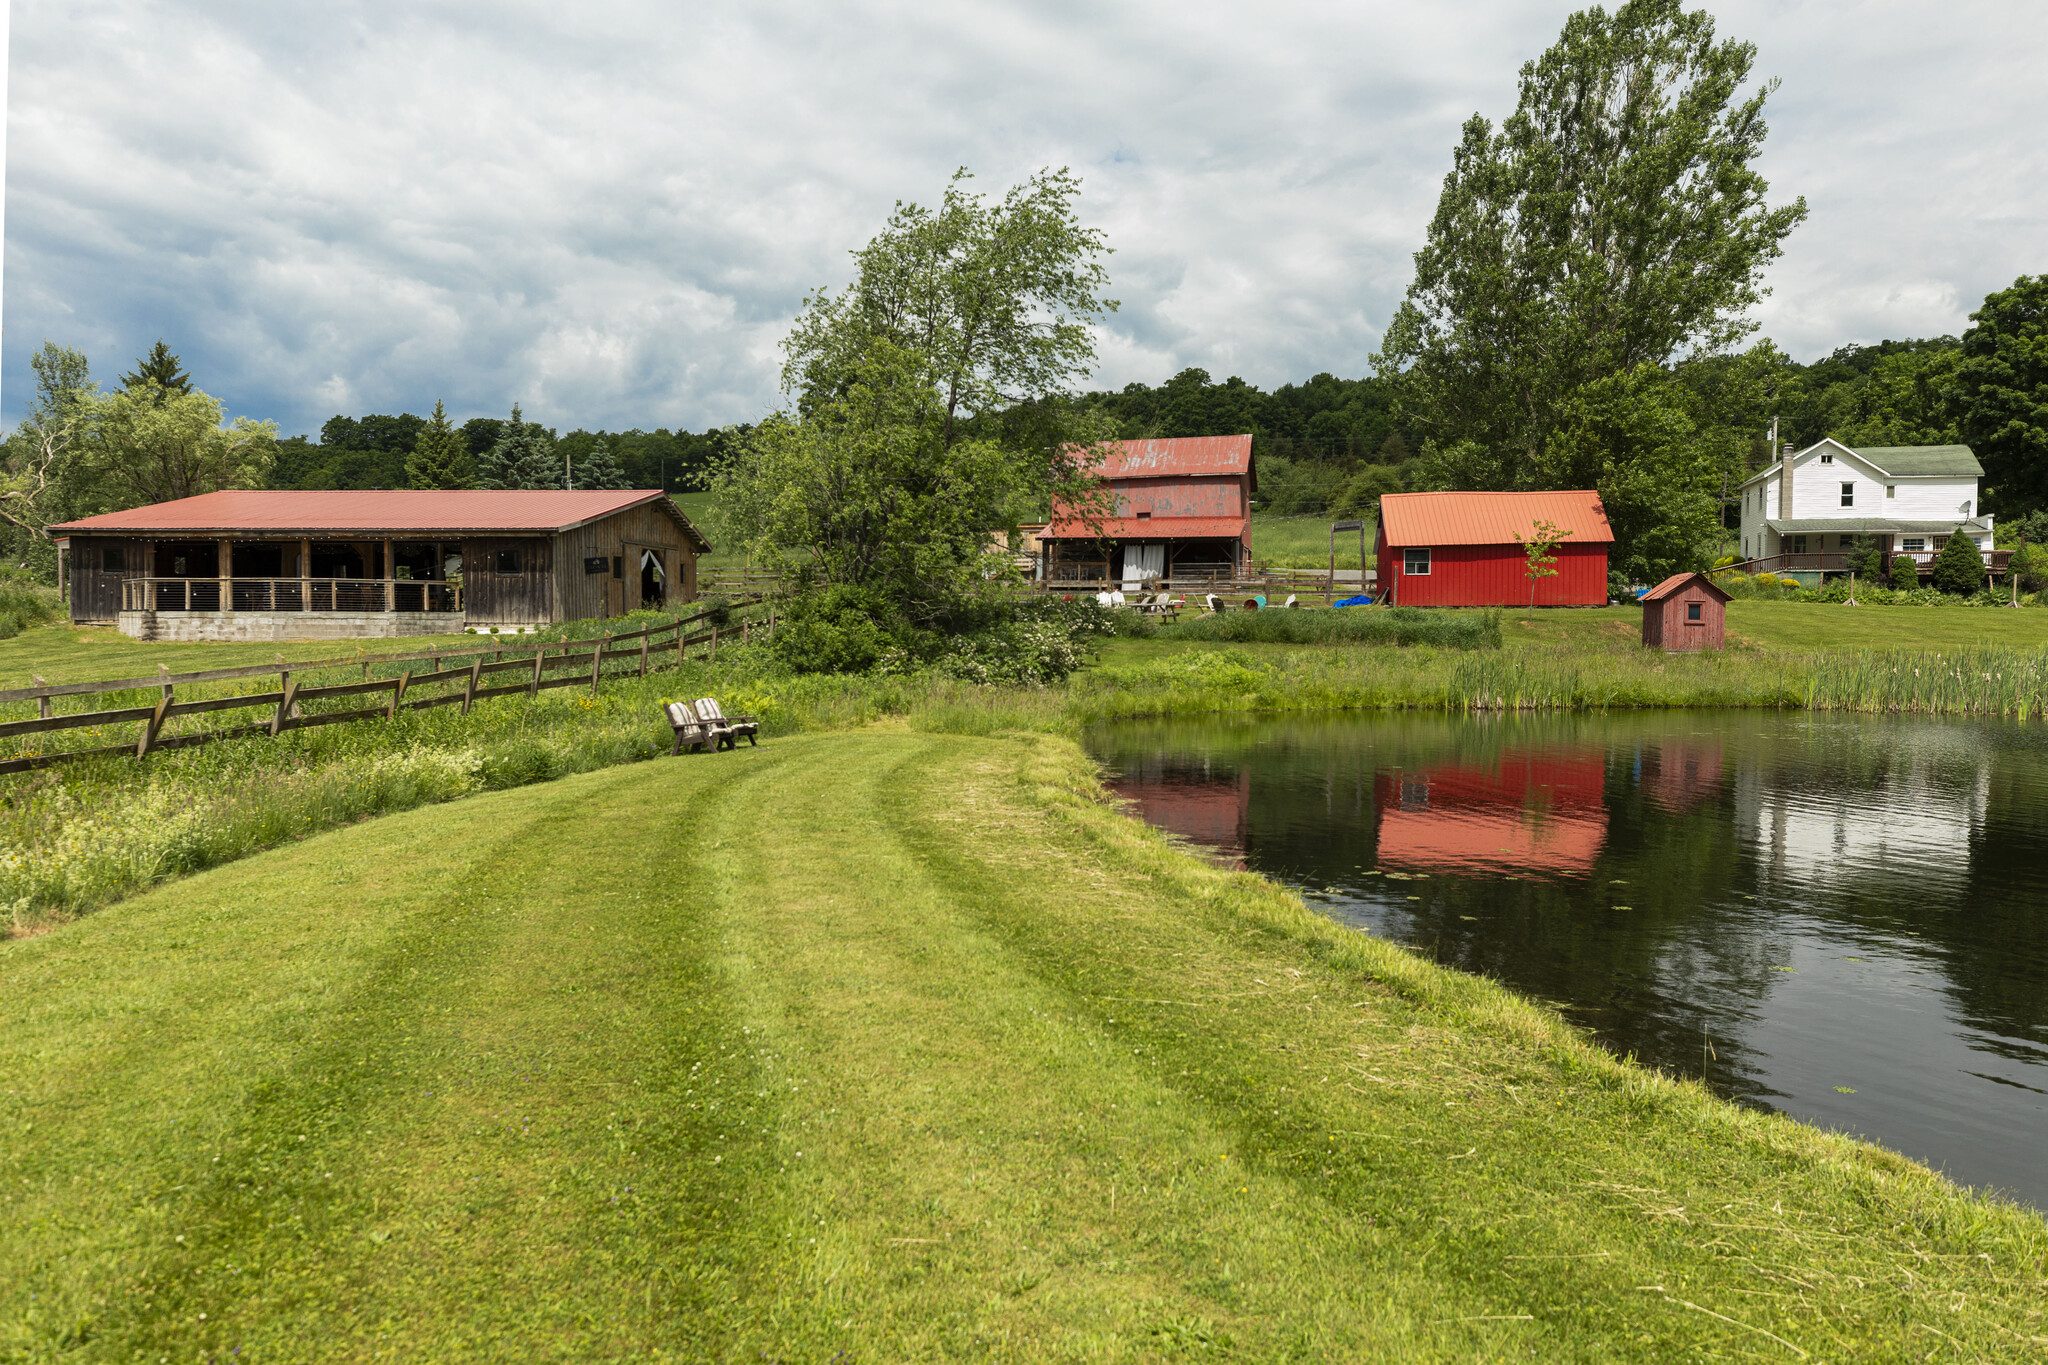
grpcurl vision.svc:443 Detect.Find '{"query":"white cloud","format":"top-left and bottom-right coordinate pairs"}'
top-left (4, 0), bottom-right (2044, 434)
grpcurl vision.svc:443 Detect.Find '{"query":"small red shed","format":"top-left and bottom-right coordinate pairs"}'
top-left (1376, 491), bottom-right (1612, 607)
top-left (1640, 571), bottom-right (1729, 651)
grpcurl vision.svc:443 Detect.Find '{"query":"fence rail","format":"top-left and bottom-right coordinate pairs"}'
top-left (120, 576), bottom-right (464, 614)
top-left (1, 596), bottom-right (771, 776)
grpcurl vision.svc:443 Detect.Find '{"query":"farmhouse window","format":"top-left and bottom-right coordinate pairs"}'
top-left (1687, 602), bottom-right (1703, 622)
top-left (1903, 538), bottom-right (1925, 553)
top-left (1403, 547), bottom-right (1431, 576)
top-left (1790, 535), bottom-right (1808, 554)
top-left (1841, 482), bottom-right (1855, 507)
top-left (1886, 485), bottom-right (1896, 498)
top-left (495, 549), bottom-right (522, 573)
top-left (102, 546), bottom-right (125, 572)
top-left (1932, 536), bottom-right (1949, 551)
top-left (1820, 451), bottom-right (1834, 463)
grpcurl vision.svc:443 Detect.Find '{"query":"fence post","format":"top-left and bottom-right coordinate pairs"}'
top-left (640, 631), bottom-right (649, 677)
top-left (462, 657), bottom-right (482, 715)
top-left (592, 635), bottom-right (608, 692)
top-left (159, 663), bottom-right (172, 704)
top-left (137, 690), bottom-right (171, 758)
top-left (32, 675), bottom-right (49, 720)
top-left (530, 648), bottom-right (544, 698)
top-left (710, 628), bottom-right (717, 662)
top-left (677, 615), bottom-right (686, 669)
top-left (271, 677), bottom-right (299, 736)
top-left (390, 670), bottom-right (411, 719)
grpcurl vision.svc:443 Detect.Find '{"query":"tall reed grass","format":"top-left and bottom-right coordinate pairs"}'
top-left (1163, 605), bottom-right (1501, 648)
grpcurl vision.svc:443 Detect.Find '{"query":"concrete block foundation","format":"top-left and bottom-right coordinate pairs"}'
top-left (118, 610), bottom-right (465, 642)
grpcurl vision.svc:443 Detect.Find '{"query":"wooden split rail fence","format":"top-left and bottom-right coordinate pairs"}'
top-left (0, 597), bottom-right (772, 776)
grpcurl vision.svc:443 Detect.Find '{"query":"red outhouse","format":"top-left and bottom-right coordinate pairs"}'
top-left (1639, 571), bottom-right (1729, 651)
top-left (1375, 491), bottom-right (1612, 607)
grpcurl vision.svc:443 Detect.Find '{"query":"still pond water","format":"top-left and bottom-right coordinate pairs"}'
top-left (1085, 712), bottom-right (2048, 1209)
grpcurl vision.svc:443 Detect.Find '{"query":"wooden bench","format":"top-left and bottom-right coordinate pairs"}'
top-left (667, 701), bottom-right (718, 754)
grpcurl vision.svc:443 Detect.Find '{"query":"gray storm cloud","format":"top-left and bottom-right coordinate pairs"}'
top-left (4, 0), bottom-right (2043, 434)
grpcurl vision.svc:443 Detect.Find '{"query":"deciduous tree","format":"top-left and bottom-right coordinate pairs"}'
top-left (1, 344), bottom-right (98, 557)
top-left (85, 383), bottom-right (276, 506)
top-left (1379, 0), bottom-right (1804, 576)
top-left (1953, 275), bottom-right (2048, 516)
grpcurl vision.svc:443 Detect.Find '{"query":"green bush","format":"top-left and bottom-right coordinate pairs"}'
top-left (1889, 554), bottom-right (1921, 590)
top-left (771, 585), bottom-right (900, 675)
top-left (1930, 533), bottom-right (1988, 596)
top-left (2010, 542), bottom-right (2048, 593)
top-left (0, 573), bottom-right (62, 640)
top-left (1163, 605), bottom-right (1501, 648)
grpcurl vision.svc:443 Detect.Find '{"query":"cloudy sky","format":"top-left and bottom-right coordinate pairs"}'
top-left (4, 0), bottom-right (2044, 436)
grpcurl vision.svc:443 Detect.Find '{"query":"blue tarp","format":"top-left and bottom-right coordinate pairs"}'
top-left (1333, 594), bottom-right (1374, 608)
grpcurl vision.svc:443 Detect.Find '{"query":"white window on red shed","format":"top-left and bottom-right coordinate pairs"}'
top-left (1403, 547), bottom-right (1431, 575)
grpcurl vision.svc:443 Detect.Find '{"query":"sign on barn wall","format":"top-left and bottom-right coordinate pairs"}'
top-left (584, 556), bottom-right (608, 575)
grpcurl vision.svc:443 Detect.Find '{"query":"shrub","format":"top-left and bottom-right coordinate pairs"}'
top-left (1751, 571), bottom-right (1781, 591)
top-left (770, 584), bottom-right (901, 675)
top-left (1164, 605), bottom-right (1500, 648)
top-left (1930, 534), bottom-right (1988, 596)
top-left (2010, 542), bottom-right (2048, 593)
top-left (0, 573), bottom-right (62, 640)
top-left (1888, 554), bottom-right (1921, 590)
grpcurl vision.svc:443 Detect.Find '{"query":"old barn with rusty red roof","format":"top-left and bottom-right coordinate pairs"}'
top-left (52, 489), bottom-right (710, 640)
top-left (1039, 435), bottom-right (1254, 587)
top-left (1375, 490), bottom-right (1613, 607)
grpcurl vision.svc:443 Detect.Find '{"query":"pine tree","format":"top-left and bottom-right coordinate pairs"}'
top-left (405, 400), bottom-right (475, 490)
top-left (575, 437), bottom-right (630, 490)
top-left (476, 404), bottom-right (558, 490)
top-left (120, 340), bottom-right (192, 398)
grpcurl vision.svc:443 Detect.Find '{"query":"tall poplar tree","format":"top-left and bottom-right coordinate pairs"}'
top-left (405, 400), bottom-right (475, 490)
top-left (1377, 0), bottom-right (1806, 577)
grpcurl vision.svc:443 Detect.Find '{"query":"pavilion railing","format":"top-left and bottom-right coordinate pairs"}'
top-left (120, 577), bottom-right (463, 614)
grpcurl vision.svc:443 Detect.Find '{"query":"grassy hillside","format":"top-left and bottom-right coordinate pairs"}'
top-left (4, 730), bottom-right (2041, 1360)
top-left (1248, 512), bottom-right (1374, 569)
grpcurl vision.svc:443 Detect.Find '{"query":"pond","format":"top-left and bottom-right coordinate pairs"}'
top-left (1085, 711), bottom-right (2048, 1210)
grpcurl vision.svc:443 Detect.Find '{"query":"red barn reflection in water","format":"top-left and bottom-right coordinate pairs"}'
top-left (1376, 749), bottom-right (1609, 876)
top-left (1638, 739), bottom-right (1725, 813)
top-left (1110, 767), bottom-right (1251, 867)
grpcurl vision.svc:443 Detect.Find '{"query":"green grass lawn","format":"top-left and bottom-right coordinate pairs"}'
top-left (0, 623), bottom-right (486, 690)
top-left (1248, 512), bottom-right (1374, 569)
top-left (3, 730), bottom-right (2040, 1360)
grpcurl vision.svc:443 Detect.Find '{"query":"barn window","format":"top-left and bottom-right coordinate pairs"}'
top-left (1403, 547), bottom-right (1431, 575)
top-left (495, 548), bottom-right (522, 573)
top-left (1687, 602), bottom-right (1703, 622)
top-left (1840, 482), bottom-right (1855, 507)
top-left (102, 546), bottom-right (126, 572)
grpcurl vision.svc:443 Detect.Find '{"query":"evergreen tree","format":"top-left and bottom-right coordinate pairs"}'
top-left (120, 340), bottom-right (192, 400)
top-left (1888, 553), bottom-right (1920, 591)
top-left (405, 400), bottom-right (475, 490)
top-left (476, 404), bottom-right (557, 490)
top-left (1930, 531), bottom-right (1987, 596)
top-left (574, 437), bottom-right (630, 490)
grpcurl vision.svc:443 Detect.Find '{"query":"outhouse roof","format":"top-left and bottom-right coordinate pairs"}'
top-left (51, 489), bottom-right (712, 549)
top-left (1378, 490), bottom-right (1613, 548)
top-left (1641, 571), bottom-right (1731, 604)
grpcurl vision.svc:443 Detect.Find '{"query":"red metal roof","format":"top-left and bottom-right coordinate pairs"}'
top-left (1085, 435), bottom-right (1253, 479)
top-left (1039, 516), bottom-right (1248, 540)
top-left (1640, 571), bottom-right (1730, 603)
top-left (1378, 490), bottom-right (1613, 547)
top-left (51, 489), bottom-right (709, 547)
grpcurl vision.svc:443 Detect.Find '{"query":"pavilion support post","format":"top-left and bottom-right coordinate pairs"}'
top-left (383, 537), bottom-right (395, 612)
top-left (219, 537), bottom-right (234, 613)
top-left (300, 537), bottom-right (312, 612)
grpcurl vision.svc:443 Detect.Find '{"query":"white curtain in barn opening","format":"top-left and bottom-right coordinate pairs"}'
top-left (1122, 542), bottom-right (1164, 590)
top-left (641, 549), bottom-right (665, 582)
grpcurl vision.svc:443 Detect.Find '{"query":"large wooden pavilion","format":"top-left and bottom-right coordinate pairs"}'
top-left (52, 489), bottom-right (711, 640)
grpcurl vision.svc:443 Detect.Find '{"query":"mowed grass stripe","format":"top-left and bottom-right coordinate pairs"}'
top-left (4, 730), bottom-right (2044, 1361)
top-left (3, 763), bottom-right (785, 1360)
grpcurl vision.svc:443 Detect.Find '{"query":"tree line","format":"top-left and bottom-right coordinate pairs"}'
top-left (279, 410), bottom-right (727, 496)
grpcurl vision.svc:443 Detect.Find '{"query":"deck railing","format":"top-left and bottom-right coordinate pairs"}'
top-left (1725, 550), bottom-right (2012, 578)
top-left (119, 577), bottom-right (463, 614)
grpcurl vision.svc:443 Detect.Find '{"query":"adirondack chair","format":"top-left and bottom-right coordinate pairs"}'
top-left (666, 701), bottom-right (718, 754)
top-left (694, 697), bottom-right (759, 749)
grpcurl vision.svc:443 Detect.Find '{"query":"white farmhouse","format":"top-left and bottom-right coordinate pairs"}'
top-left (1735, 439), bottom-right (1991, 582)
